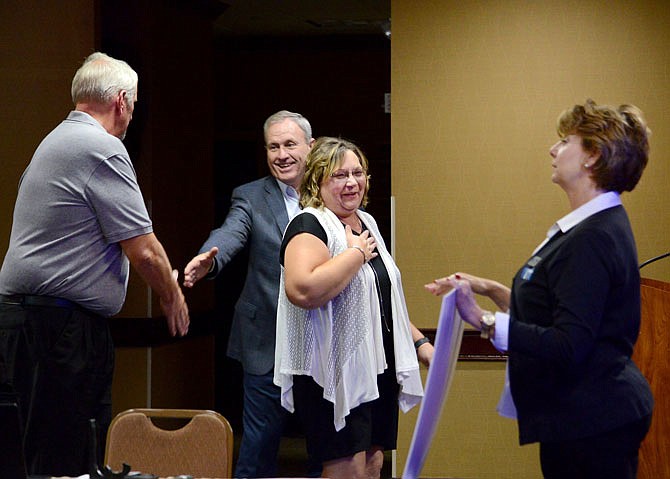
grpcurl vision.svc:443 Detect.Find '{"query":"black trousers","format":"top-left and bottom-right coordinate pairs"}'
top-left (539, 414), bottom-right (652, 479)
top-left (0, 301), bottom-right (114, 477)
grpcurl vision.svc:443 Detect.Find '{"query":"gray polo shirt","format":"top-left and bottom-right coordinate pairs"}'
top-left (0, 111), bottom-right (152, 316)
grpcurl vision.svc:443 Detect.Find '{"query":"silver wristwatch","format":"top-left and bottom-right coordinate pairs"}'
top-left (480, 311), bottom-right (496, 339)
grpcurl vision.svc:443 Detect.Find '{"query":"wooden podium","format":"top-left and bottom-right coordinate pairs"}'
top-left (632, 278), bottom-right (670, 478)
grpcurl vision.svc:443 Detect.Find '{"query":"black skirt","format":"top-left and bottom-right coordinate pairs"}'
top-left (292, 366), bottom-right (400, 463)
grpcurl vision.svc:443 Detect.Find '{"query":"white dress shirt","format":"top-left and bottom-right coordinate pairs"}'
top-left (277, 179), bottom-right (300, 220)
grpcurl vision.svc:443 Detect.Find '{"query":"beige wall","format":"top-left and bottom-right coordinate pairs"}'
top-left (393, 0), bottom-right (670, 477)
top-left (397, 362), bottom-right (540, 478)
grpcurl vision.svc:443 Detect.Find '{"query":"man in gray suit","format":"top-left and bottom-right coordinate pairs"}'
top-left (184, 110), bottom-right (314, 478)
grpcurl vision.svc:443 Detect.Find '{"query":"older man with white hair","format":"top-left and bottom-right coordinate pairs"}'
top-left (0, 52), bottom-right (189, 477)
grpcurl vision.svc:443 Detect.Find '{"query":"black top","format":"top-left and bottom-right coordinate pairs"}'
top-left (508, 205), bottom-right (653, 444)
top-left (281, 213), bottom-right (394, 367)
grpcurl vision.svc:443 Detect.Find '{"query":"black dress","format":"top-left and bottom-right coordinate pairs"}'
top-left (280, 212), bottom-right (400, 463)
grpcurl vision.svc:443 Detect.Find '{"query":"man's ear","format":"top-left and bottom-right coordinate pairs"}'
top-left (115, 90), bottom-right (127, 112)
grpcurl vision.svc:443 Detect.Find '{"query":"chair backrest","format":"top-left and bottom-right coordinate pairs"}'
top-left (104, 408), bottom-right (233, 478)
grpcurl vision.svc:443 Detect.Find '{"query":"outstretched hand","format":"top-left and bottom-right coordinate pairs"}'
top-left (425, 274), bottom-right (483, 330)
top-left (183, 247), bottom-right (219, 288)
top-left (162, 269), bottom-right (190, 336)
top-left (426, 271), bottom-right (511, 312)
top-left (425, 272), bottom-right (488, 296)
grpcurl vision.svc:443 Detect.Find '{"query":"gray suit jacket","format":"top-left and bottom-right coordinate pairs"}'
top-left (200, 176), bottom-right (289, 375)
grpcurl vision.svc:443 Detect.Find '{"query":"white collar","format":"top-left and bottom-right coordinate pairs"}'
top-left (553, 191), bottom-right (621, 236)
top-left (276, 179), bottom-right (298, 200)
top-left (534, 192), bottom-right (621, 255)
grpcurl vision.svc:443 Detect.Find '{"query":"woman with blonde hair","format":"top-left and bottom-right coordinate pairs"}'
top-left (275, 137), bottom-right (432, 479)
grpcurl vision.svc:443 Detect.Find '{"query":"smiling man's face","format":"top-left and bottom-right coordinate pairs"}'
top-left (265, 118), bottom-right (312, 190)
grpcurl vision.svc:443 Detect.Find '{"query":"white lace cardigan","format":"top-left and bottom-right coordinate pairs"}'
top-left (274, 206), bottom-right (423, 431)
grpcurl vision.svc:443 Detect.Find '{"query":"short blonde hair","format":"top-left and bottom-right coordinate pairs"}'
top-left (300, 137), bottom-right (370, 209)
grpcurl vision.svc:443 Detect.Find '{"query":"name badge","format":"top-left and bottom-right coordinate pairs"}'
top-left (521, 255), bottom-right (542, 280)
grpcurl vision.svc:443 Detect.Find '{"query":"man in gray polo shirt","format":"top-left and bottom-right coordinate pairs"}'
top-left (0, 52), bottom-right (189, 477)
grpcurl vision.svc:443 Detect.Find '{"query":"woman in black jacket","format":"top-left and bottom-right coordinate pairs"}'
top-left (426, 99), bottom-right (653, 479)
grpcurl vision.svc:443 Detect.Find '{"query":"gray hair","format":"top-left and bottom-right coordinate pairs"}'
top-left (263, 110), bottom-right (312, 143)
top-left (71, 52), bottom-right (138, 107)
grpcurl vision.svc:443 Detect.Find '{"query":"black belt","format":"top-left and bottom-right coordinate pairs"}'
top-left (0, 294), bottom-right (80, 310)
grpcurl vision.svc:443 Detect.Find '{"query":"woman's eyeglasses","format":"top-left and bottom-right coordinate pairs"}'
top-left (330, 169), bottom-right (367, 183)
